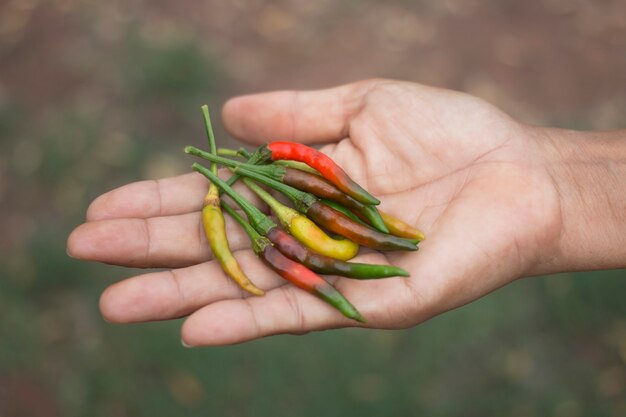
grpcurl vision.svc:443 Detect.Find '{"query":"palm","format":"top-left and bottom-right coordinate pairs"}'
top-left (68, 80), bottom-right (561, 345)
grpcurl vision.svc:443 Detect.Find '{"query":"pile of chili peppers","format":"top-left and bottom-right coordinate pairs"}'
top-left (187, 105), bottom-right (425, 323)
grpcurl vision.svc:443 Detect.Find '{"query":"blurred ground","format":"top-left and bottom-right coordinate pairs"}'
top-left (1, 1), bottom-right (625, 416)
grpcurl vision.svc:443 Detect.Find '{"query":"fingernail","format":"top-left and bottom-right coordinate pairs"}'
top-left (66, 247), bottom-right (75, 259)
top-left (181, 339), bottom-right (194, 348)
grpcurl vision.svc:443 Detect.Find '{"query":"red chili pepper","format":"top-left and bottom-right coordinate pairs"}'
top-left (260, 245), bottom-right (365, 323)
top-left (260, 141), bottom-right (380, 206)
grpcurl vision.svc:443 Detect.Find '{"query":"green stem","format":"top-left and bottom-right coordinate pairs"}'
top-left (242, 178), bottom-right (300, 226)
top-left (186, 146), bottom-right (317, 212)
top-left (186, 146), bottom-right (284, 179)
top-left (193, 163), bottom-right (276, 235)
top-left (218, 147), bottom-right (253, 159)
top-left (217, 148), bottom-right (242, 158)
top-left (321, 199), bottom-right (370, 226)
top-left (200, 105), bottom-right (218, 176)
top-left (273, 160), bottom-right (320, 175)
top-left (221, 201), bottom-right (270, 254)
top-left (237, 147), bottom-right (252, 158)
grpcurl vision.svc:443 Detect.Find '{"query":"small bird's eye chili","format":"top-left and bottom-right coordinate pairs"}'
top-left (199, 106), bottom-right (263, 296)
top-left (265, 226), bottom-right (409, 279)
top-left (243, 178), bottom-right (359, 261)
top-left (257, 141), bottom-right (380, 205)
top-left (260, 244), bottom-right (365, 323)
top-left (201, 204), bottom-right (263, 296)
top-left (220, 200), bottom-right (365, 323)
top-left (307, 201), bottom-right (419, 251)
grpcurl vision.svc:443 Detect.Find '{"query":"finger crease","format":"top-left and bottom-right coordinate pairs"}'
top-left (169, 269), bottom-right (187, 308)
top-left (154, 178), bottom-right (165, 217)
top-left (243, 297), bottom-right (263, 339)
top-left (282, 286), bottom-right (307, 331)
top-left (143, 218), bottom-right (154, 263)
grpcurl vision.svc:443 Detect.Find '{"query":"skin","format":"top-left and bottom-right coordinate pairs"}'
top-left (66, 79), bottom-right (626, 346)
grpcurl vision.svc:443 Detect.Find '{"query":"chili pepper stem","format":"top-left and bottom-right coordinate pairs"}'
top-left (221, 201), bottom-right (271, 254)
top-left (242, 178), bottom-right (299, 226)
top-left (218, 148), bottom-right (246, 158)
top-left (272, 160), bottom-right (320, 175)
top-left (193, 163), bottom-right (277, 236)
top-left (200, 105), bottom-right (220, 199)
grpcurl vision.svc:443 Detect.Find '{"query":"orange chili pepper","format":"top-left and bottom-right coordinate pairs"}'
top-left (259, 141), bottom-right (380, 205)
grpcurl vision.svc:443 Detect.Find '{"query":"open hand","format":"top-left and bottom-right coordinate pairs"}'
top-left (67, 79), bottom-right (566, 346)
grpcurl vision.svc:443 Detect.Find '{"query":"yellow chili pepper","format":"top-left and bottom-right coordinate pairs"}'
top-left (379, 210), bottom-right (426, 241)
top-left (200, 105), bottom-right (263, 296)
top-left (243, 178), bottom-right (359, 261)
top-left (202, 195), bottom-right (264, 296)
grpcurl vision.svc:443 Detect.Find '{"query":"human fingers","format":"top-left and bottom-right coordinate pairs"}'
top-left (99, 251), bottom-right (286, 323)
top-left (100, 250), bottom-right (405, 326)
top-left (180, 281), bottom-right (359, 346)
top-left (67, 211), bottom-right (250, 268)
top-left (86, 171), bottom-right (264, 221)
top-left (221, 79), bottom-right (389, 145)
top-left (179, 251), bottom-right (425, 346)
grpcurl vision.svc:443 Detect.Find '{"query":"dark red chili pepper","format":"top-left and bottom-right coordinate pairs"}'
top-left (259, 141), bottom-right (380, 206)
top-left (306, 201), bottom-right (418, 251)
top-left (219, 199), bottom-right (365, 323)
top-left (279, 168), bottom-right (389, 233)
top-left (266, 227), bottom-right (409, 279)
top-left (185, 146), bottom-right (389, 233)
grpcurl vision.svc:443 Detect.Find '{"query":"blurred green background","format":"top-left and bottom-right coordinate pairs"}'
top-left (1, 1), bottom-right (625, 416)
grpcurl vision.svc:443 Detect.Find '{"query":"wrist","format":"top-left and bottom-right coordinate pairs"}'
top-left (537, 127), bottom-right (626, 273)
